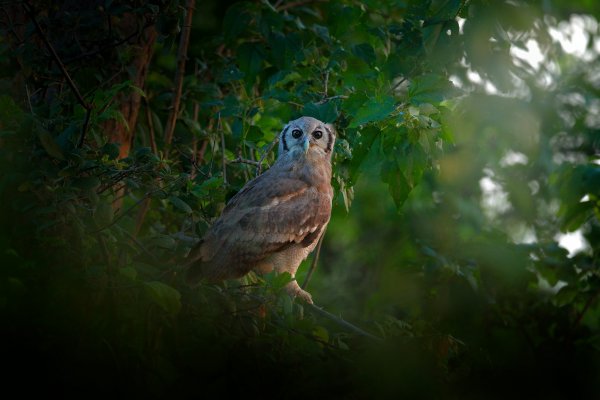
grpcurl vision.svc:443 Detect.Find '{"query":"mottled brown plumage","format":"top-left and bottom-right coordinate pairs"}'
top-left (185, 116), bottom-right (335, 303)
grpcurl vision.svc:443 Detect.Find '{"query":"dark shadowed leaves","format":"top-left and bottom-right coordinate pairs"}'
top-left (303, 101), bottom-right (339, 123)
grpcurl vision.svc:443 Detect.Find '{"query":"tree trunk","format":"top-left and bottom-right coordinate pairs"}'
top-left (104, 26), bottom-right (157, 159)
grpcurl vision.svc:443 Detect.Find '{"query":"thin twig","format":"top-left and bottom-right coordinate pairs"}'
top-left (144, 98), bottom-right (158, 155)
top-left (118, 225), bottom-right (160, 264)
top-left (197, 140), bottom-right (208, 165)
top-left (164, 0), bottom-right (195, 147)
top-left (25, 84), bottom-right (33, 113)
top-left (390, 76), bottom-right (408, 93)
top-left (302, 228), bottom-right (326, 289)
top-left (191, 62), bottom-right (200, 178)
top-left (219, 115), bottom-right (227, 185)
top-left (134, 198), bottom-right (151, 237)
top-left (23, 2), bottom-right (87, 107)
top-left (89, 179), bottom-right (178, 234)
top-left (64, 20), bottom-right (154, 64)
top-left (322, 69), bottom-right (329, 100)
top-left (306, 303), bottom-right (383, 342)
top-left (256, 135), bottom-right (279, 176)
top-left (316, 95), bottom-right (348, 104)
top-left (78, 107), bottom-right (92, 148)
top-left (0, 6), bottom-right (23, 43)
top-left (574, 290), bottom-right (600, 328)
top-left (229, 157), bottom-right (260, 166)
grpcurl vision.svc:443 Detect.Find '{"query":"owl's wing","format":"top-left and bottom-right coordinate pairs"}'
top-left (186, 167), bottom-right (331, 281)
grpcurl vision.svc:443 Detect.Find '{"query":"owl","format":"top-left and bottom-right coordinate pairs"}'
top-left (185, 116), bottom-right (336, 304)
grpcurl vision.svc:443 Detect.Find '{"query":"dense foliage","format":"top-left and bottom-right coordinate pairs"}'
top-left (1, 0), bottom-right (599, 397)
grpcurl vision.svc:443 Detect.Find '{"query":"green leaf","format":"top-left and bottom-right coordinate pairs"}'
top-left (312, 24), bottom-right (331, 43)
top-left (94, 201), bottom-right (114, 226)
top-left (352, 43), bottom-right (376, 66)
top-left (102, 143), bottom-right (120, 160)
top-left (267, 70), bottom-right (301, 87)
top-left (38, 130), bottom-right (65, 160)
top-left (381, 159), bottom-right (411, 209)
top-left (223, 2), bottom-right (253, 43)
top-left (303, 102), bottom-right (338, 123)
top-left (349, 95), bottom-right (396, 127)
top-left (270, 271), bottom-right (292, 291)
top-left (246, 125), bottom-right (264, 142)
top-left (553, 285), bottom-right (578, 307)
top-left (237, 43), bottom-right (263, 85)
top-left (74, 176), bottom-right (101, 191)
top-left (144, 281), bottom-right (181, 314)
top-left (0, 95), bottom-right (24, 131)
top-left (313, 326), bottom-right (330, 343)
top-left (348, 125), bottom-right (380, 182)
top-left (560, 201), bottom-right (593, 233)
top-left (219, 64), bottom-right (244, 83)
top-left (169, 196), bottom-right (192, 214)
top-left (191, 177), bottom-right (224, 198)
top-left (148, 235), bottom-right (177, 249)
top-left (269, 32), bottom-right (302, 70)
top-left (428, 0), bottom-right (462, 23)
top-left (409, 73), bottom-right (456, 104)
top-left (119, 266), bottom-right (137, 281)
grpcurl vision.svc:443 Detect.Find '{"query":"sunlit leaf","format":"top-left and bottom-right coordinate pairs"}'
top-left (144, 281), bottom-right (182, 314)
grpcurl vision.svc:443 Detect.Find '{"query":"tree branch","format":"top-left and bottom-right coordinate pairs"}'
top-left (23, 1), bottom-right (93, 147)
top-left (164, 0), bottom-right (195, 147)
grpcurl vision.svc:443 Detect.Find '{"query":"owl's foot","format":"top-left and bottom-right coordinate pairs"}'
top-left (285, 281), bottom-right (313, 304)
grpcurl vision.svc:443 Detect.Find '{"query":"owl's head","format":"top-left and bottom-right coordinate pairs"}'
top-left (277, 116), bottom-right (336, 160)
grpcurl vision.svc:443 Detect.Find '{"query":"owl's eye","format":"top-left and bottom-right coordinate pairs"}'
top-left (312, 130), bottom-right (323, 139)
top-left (292, 129), bottom-right (302, 138)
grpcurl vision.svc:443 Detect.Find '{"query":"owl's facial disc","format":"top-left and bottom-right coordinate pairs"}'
top-left (278, 116), bottom-right (336, 159)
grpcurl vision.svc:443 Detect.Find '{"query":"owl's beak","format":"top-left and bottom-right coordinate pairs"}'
top-left (303, 136), bottom-right (310, 154)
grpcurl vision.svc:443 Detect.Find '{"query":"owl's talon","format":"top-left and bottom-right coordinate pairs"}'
top-left (285, 282), bottom-right (314, 304)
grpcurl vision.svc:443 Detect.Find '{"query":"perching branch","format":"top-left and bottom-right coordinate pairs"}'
top-left (23, 1), bottom-right (93, 148)
top-left (164, 0), bottom-right (195, 147)
top-left (306, 303), bottom-right (383, 342)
